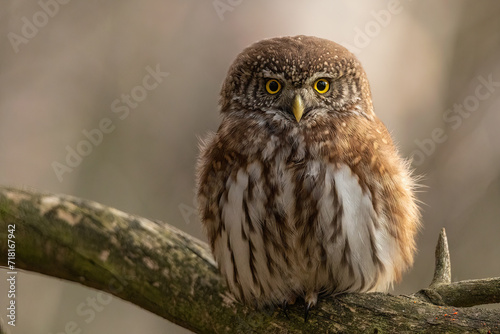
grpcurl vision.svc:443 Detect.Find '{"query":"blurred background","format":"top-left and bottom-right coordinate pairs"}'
top-left (1, 0), bottom-right (499, 332)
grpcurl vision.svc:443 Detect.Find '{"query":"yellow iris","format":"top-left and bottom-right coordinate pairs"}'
top-left (265, 79), bottom-right (281, 94)
top-left (314, 79), bottom-right (330, 94)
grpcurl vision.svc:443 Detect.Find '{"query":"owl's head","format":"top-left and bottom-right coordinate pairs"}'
top-left (220, 36), bottom-right (374, 125)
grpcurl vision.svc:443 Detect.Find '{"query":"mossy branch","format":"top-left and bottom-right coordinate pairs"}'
top-left (0, 187), bottom-right (499, 333)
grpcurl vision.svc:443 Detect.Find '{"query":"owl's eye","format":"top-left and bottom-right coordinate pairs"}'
top-left (313, 79), bottom-right (330, 94)
top-left (265, 79), bottom-right (282, 94)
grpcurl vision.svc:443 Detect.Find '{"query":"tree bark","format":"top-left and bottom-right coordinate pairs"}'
top-left (0, 187), bottom-right (499, 333)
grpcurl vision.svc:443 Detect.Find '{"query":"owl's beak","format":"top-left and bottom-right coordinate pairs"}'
top-left (292, 94), bottom-right (304, 122)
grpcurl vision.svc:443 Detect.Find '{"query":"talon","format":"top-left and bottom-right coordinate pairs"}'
top-left (282, 301), bottom-right (290, 319)
top-left (304, 303), bottom-right (312, 322)
top-left (304, 291), bottom-right (318, 322)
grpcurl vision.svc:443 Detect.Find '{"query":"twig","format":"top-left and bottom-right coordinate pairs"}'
top-left (430, 228), bottom-right (452, 287)
top-left (415, 227), bottom-right (500, 307)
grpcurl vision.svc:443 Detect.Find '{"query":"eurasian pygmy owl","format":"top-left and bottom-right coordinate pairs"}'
top-left (196, 36), bottom-right (420, 316)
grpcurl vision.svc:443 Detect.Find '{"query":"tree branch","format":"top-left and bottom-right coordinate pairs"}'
top-left (420, 277), bottom-right (500, 307)
top-left (0, 187), bottom-right (499, 333)
top-left (418, 228), bottom-right (500, 307)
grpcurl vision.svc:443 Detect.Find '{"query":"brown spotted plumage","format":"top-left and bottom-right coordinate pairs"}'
top-left (196, 36), bottom-right (420, 311)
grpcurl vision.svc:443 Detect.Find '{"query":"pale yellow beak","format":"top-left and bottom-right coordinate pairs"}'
top-left (292, 94), bottom-right (305, 122)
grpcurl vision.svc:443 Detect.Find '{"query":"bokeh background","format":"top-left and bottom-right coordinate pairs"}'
top-left (1, 0), bottom-right (499, 332)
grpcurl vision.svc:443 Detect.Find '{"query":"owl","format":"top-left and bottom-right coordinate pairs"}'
top-left (196, 36), bottom-right (420, 316)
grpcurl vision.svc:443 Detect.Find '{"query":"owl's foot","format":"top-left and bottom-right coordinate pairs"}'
top-left (304, 292), bottom-right (318, 322)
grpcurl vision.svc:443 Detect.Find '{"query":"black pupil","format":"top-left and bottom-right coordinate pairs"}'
top-left (317, 80), bottom-right (327, 91)
top-left (269, 81), bottom-right (279, 92)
